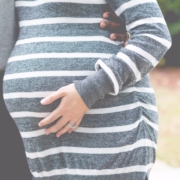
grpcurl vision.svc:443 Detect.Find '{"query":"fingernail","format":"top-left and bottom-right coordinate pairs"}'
top-left (41, 99), bottom-right (46, 104)
top-left (38, 122), bottom-right (42, 127)
top-left (100, 22), bottom-right (106, 28)
top-left (56, 134), bottom-right (60, 137)
top-left (111, 35), bottom-right (116, 40)
top-left (103, 14), bottom-right (109, 19)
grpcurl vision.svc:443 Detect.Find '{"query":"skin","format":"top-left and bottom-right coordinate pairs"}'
top-left (39, 12), bottom-right (129, 137)
top-left (100, 12), bottom-right (129, 47)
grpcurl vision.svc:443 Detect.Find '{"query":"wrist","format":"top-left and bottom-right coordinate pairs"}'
top-left (74, 69), bottom-right (113, 108)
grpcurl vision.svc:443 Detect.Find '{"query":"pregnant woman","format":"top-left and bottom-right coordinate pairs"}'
top-left (3, 0), bottom-right (171, 180)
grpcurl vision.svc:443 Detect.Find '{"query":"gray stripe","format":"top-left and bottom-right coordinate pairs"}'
top-left (130, 36), bottom-right (168, 61)
top-left (32, 172), bottom-right (148, 180)
top-left (18, 24), bottom-right (110, 40)
top-left (4, 92), bottom-right (137, 112)
top-left (130, 24), bottom-right (171, 41)
top-left (5, 58), bottom-right (97, 74)
top-left (106, 0), bottom-right (124, 14)
top-left (17, 3), bottom-right (111, 21)
top-left (134, 75), bottom-right (153, 87)
top-left (120, 3), bottom-right (163, 25)
top-left (3, 76), bottom-right (86, 92)
top-left (121, 48), bottom-right (154, 77)
top-left (4, 91), bottom-right (156, 113)
top-left (3, 75), bottom-right (153, 93)
top-left (10, 109), bottom-right (158, 132)
top-left (28, 147), bottom-right (155, 172)
top-left (11, 42), bottom-right (119, 56)
top-left (22, 125), bottom-right (157, 152)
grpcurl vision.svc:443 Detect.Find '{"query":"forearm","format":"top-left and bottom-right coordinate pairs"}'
top-left (74, 0), bottom-right (172, 108)
top-left (0, 0), bottom-right (18, 71)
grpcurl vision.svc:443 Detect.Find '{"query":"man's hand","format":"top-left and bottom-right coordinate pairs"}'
top-left (100, 12), bottom-right (130, 47)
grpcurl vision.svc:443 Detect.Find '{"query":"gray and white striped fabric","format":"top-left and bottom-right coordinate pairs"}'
top-left (3, 0), bottom-right (171, 179)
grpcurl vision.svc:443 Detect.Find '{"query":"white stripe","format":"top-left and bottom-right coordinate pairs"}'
top-left (87, 102), bottom-right (157, 114)
top-left (115, 0), bottom-right (157, 16)
top-left (20, 115), bottom-right (158, 138)
top-left (120, 87), bottom-right (154, 93)
top-left (95, 59), bottom-right (119, 95)
top-left (10, 112), bottom-right (50, 118)
top-left (8, 53), bottom-right (112, 63)
top-left (126, 45), bottom-right (158, 66)
top-left (126, 17), bottom-right (166, 31)
top-left (16, 36), bottom-right (121, 46)
top-left (139, 102), bottom-right (158, 112)
top-left (19, 18), bottom-right (105, 27)
top-left (21, 116), bottom-right (142, 138)
top-left (15, 0), bottom-right (106, 7)
top-left (26, 139), bottom-right (157, 159)
top-left (70, 116), bottom-right (152, 133)
top-left (136, 34), bottom-right (172, 49)
top-left (3, 87), bottom-right (154, 99)
top-left (3, 92), bottom-right (54, 99)
top-left (116, 52), bottom-right (141, 81)
top-left (3, 71), bottom-right (95, 81)
top-left (143, 116), bottom-right (158, 131)
top-left (10, 102), bottom-right (157, 118)
top-left (32, 163), bottom-right (154, 177)
top-left (20, 129), bottom-right (46, 138)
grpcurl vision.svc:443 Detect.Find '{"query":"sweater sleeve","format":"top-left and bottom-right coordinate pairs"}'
top-left (74, 0), bottom-right (172, 108)
top-left (0, 0), bottom-right (18, 71)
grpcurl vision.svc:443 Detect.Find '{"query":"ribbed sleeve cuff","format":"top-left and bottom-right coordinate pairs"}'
top-left (73, 68), bottom-right (113, 108)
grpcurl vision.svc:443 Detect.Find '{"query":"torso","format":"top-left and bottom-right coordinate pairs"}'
top-left (3, 1), bottom-right (158, 179)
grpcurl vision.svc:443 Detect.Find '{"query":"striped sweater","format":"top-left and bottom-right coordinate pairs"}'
top-left (3, 0), bottom-right (171, 180)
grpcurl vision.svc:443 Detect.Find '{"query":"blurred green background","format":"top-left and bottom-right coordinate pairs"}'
top-left (158, 0), bottom-right (180, 36)
top-left (149, 0), bottom-right (180, 168)
top-left (157, 0), bottom-right (180, 66)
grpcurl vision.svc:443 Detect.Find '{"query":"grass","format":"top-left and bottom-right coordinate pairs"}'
top-left (150, 68), bottom-right (180, 167)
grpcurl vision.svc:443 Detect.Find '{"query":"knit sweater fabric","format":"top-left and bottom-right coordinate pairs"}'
top-left (3, 0), bottom-right (171, 180)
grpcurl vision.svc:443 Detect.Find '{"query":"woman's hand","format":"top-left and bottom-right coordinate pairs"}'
top-left (100, 12), bottom-right (130, 47)
top-left (38, 83), bottom-right (89, 137)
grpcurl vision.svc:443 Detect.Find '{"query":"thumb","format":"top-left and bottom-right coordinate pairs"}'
top-left (41, 89), bottom-right (66, 105)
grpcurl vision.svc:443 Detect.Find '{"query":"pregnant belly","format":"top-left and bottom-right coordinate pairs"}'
top-left (3, 38), bottom-right (121, 102)
top-left (2, 39), bottom-right (131, 132)
top-left (2, 69), bottom-right (80, 132)
top-left (3, 57), bottom-right (94, 120)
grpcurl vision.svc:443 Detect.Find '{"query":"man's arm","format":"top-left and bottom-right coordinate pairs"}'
top-left (0, 0), bottom-right (18, 71)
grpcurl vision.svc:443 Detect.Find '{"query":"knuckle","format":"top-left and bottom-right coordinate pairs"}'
top-left (58, 107), bottom-right (63, 113)
top-left (60, 107), bottom-right (67, 113)
top-left (106, 21), bottom-right (111, 26)
top-left (105, 12), bottom-right (112, 17)
top-left (116, 23), bottom-right (121, 27)
top-left (67, 113), bottom-right (73, 118)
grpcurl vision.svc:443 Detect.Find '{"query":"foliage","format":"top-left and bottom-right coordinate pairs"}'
top-left (158, 0), bottom-right (180, 36)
